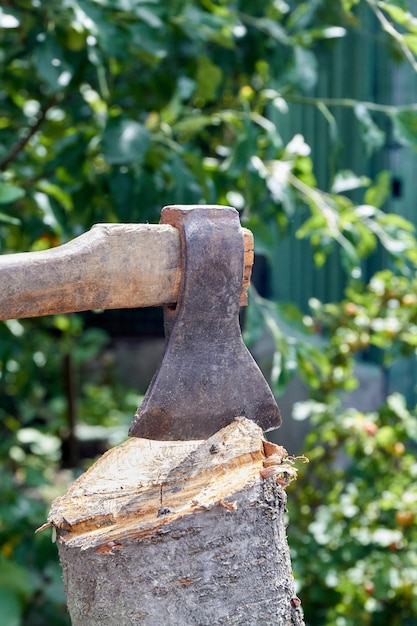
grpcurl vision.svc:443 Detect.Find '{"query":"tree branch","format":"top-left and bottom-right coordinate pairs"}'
top-left (285, 94), bottom-right (417, 115)
top-left (366, 0), bottom-right (417, 74)
top-left (0, 94), bottom-right (58, 172)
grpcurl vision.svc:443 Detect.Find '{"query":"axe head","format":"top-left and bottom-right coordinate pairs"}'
top-left (128, 205), bottom-right (281, 441)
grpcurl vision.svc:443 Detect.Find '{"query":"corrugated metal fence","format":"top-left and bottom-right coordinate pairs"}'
top-left (269, 3), bottom-right (417, 404)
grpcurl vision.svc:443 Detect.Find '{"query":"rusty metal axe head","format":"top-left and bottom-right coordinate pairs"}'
top-left (128, 205), bottom-right (281, 441)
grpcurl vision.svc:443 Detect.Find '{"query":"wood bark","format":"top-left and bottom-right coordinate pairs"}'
top-left (0, 223), bottom-right (253, 319)
top-left (47, 418), bottom-right (304, 626)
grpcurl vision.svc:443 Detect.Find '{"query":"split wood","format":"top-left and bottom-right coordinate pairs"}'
top-left (45, 418), bottom-right (305, 626)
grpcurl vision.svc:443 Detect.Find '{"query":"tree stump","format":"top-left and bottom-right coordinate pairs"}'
top-left (47, 418), bottom-right (304, 625)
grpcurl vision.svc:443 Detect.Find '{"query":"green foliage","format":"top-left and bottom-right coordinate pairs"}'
top-left (290, 394), bottom-right (417, 626)
top-left (2, 0), bottom-right (417, 624)
top-left (246, 265), bottom-right (417, 623)
top-left (0, 315), bottom-right (140, 624)
top-left (246, 256), bottom-right (417, 624)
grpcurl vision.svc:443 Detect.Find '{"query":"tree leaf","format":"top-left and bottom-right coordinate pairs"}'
top-left (296, 213), bottom-right (326, 240)
top-left (364, 170), bottom-right (391, 207)
top-left (36, 181), bottom-right (73, 211)
top-left (331, 170), bottom-right (370, 193)
top-left (310, 26), bottom-right (346, 40)
top-left (0, 183), bottom-right (25, 204)
top-left (392, 109), bottom-right (417, 148)
top-left (377, 212), bottom-right (415, 232)
top-left (403, 34), bottom-right (417, 54)
top-left (0, 9), bottom-right (20, 29)
top-left (0, 211), bottom-right (20, 225)
top-left (102, 118), bottom-right (151, 165)
top-left (378, 2), bottom-right (417, 31)
top-left (33, 192), bottom-right (63, 234)
top-left (195, 56), bottom-right (223, 102)
top-left (354, 104), bottom-right (385, 154)
top-left (32, 36), bottom-right (73, 90)
top-left (173, 115), bottom-right (214, 136)
top-left (246, 16), bottom-right (289, 43)
top-left (135, 6), bottom-right (163, 29)
top-left (287, 46), bottom-right (318, 92)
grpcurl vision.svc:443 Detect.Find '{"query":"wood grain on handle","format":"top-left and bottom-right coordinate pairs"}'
top-left (0, 224), bottom-right (254, 320)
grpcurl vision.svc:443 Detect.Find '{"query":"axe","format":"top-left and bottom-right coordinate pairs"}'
top-left (0, 205), bottom-right (281, 440)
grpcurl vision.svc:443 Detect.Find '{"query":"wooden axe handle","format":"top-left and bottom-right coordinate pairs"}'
top-left (0, 224), bottom-right (254, 320)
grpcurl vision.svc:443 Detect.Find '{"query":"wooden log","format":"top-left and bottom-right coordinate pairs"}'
top-left (46, 418), bottom-right (304, 626)
top-left (0, 223), bottom-right (253, 320)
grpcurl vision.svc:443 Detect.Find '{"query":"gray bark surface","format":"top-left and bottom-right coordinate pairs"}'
top-left (48, 418), bottom-right (304, 626)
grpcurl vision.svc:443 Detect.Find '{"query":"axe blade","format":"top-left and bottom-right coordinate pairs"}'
top-left (129, 205), bottom-right (281, 441)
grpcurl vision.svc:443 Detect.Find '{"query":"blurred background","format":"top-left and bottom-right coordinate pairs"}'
top-left (1, 1), bottom-right (417, 624)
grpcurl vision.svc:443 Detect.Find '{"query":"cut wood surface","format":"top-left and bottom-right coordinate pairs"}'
top-left (47, 418), bottom-right (304, 626)
top-left (0, 223), bottom-right (253, 319)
